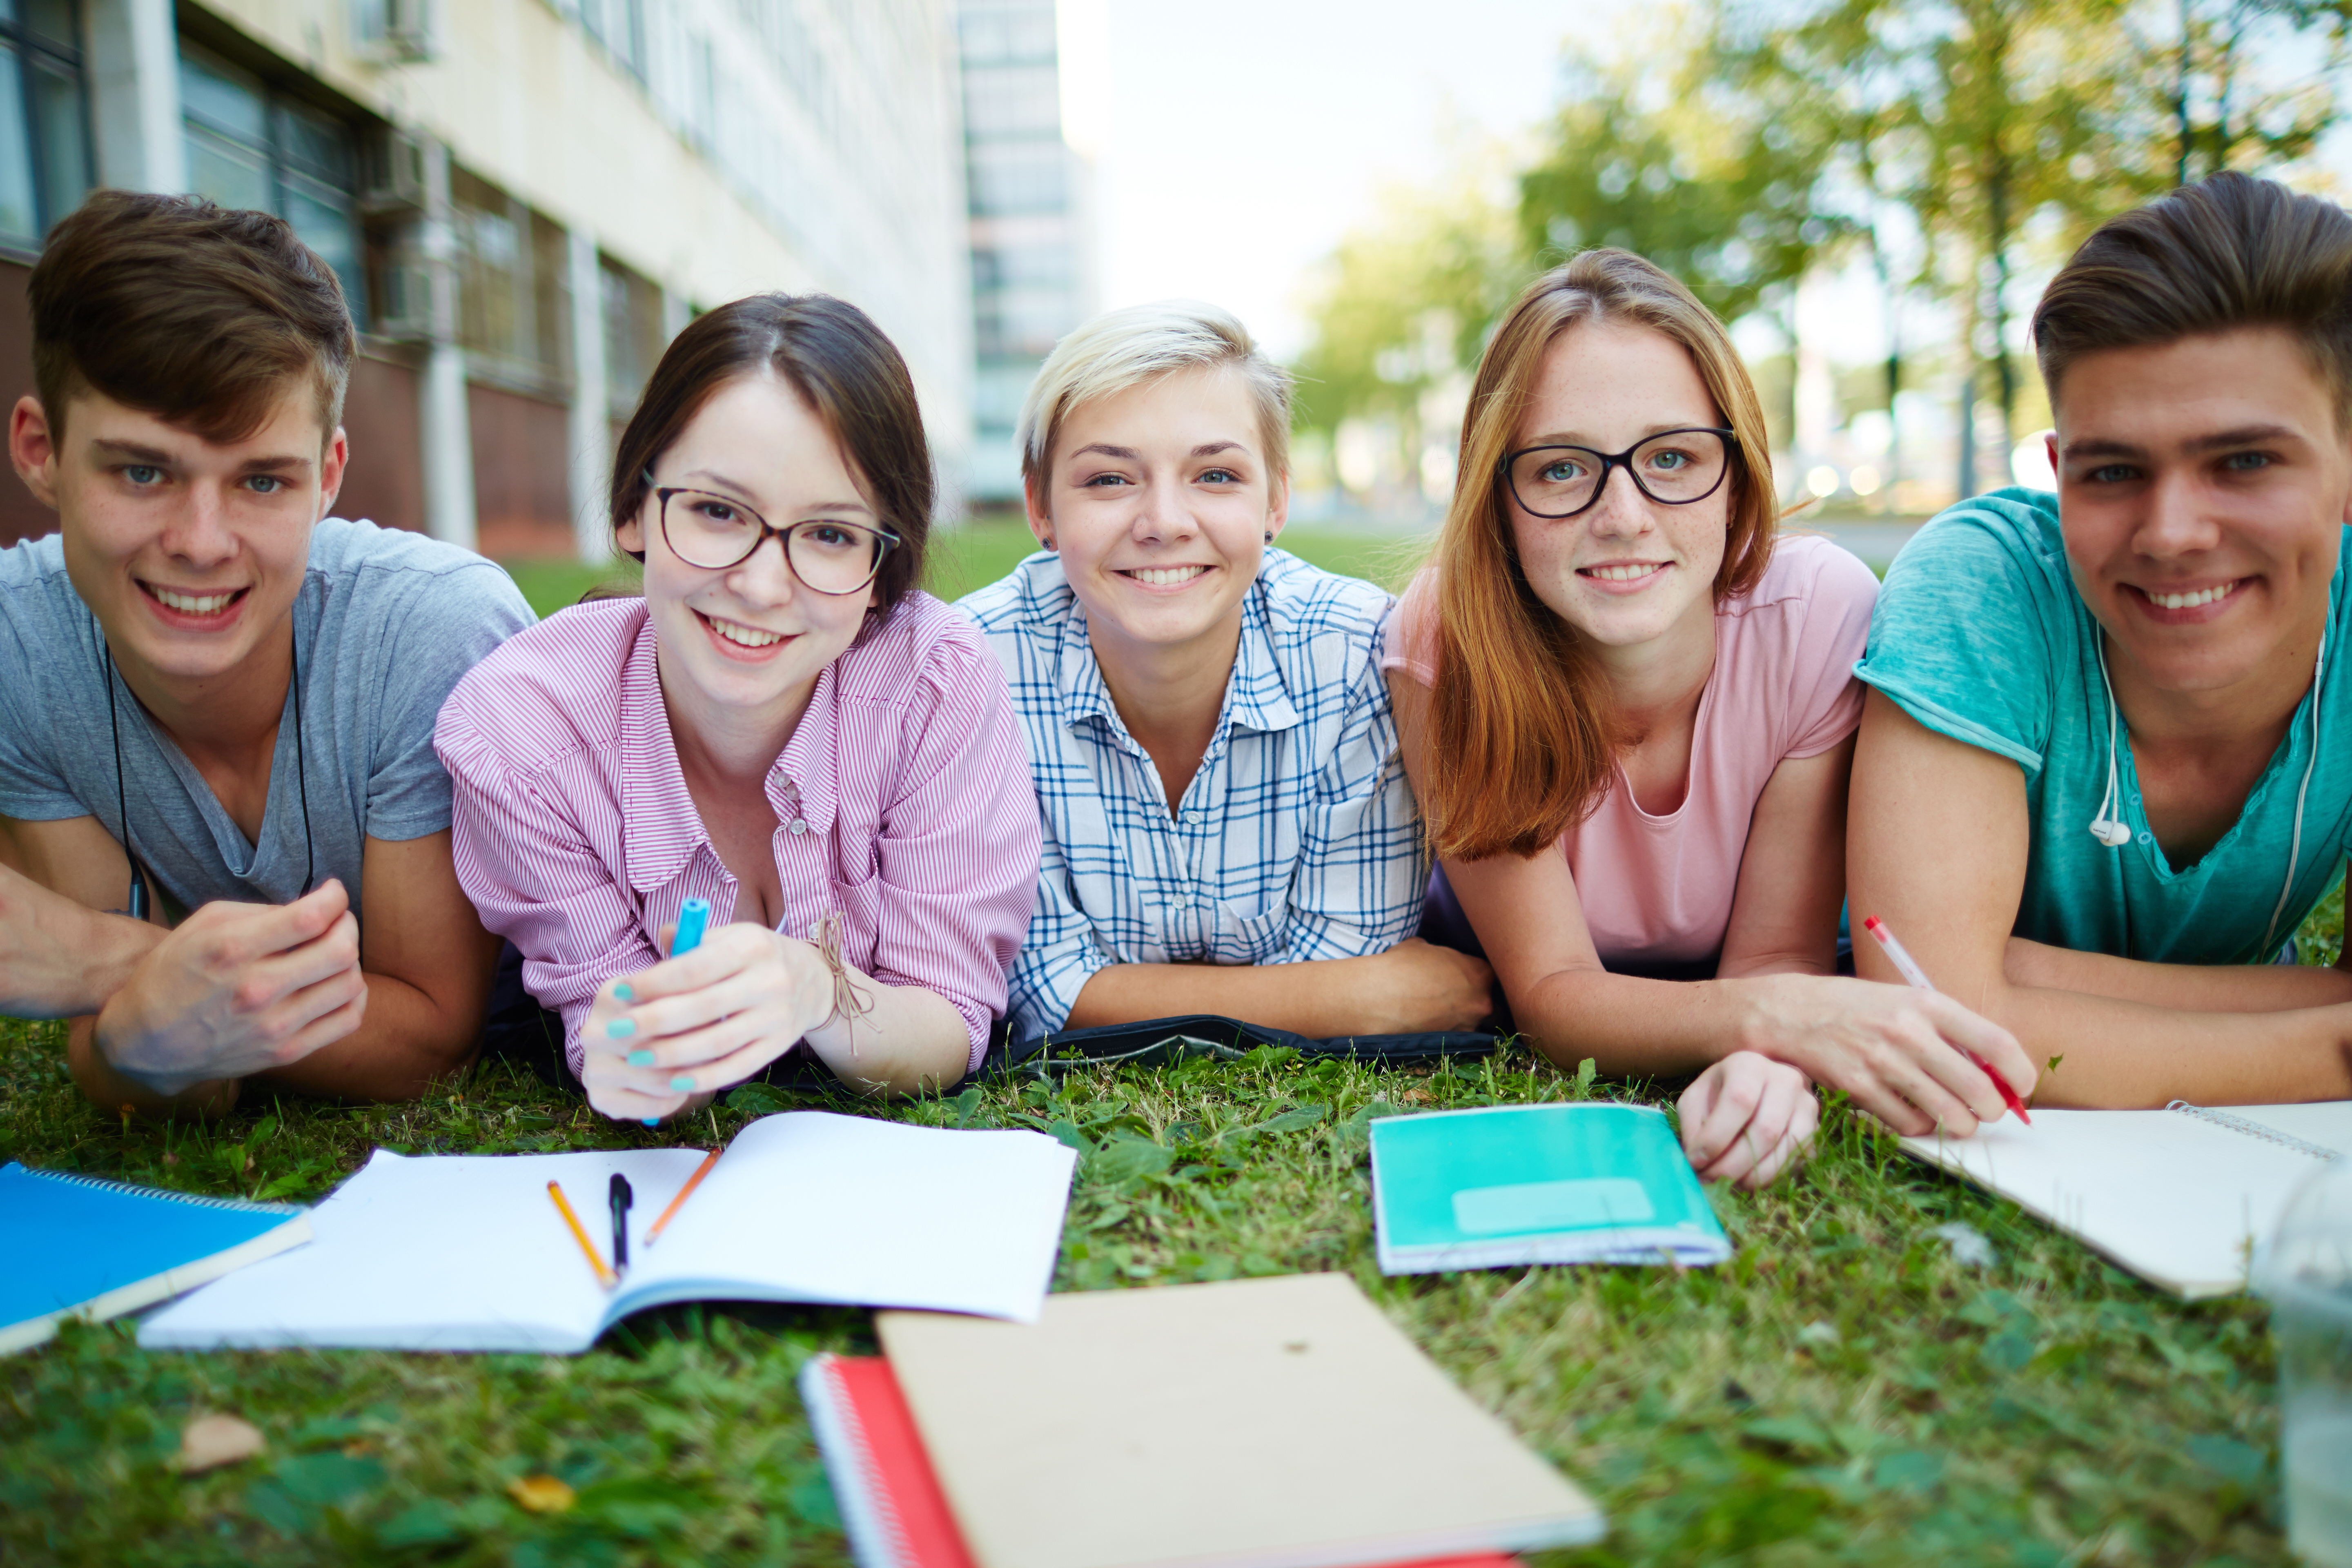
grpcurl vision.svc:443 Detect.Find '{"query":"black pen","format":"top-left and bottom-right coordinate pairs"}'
top-left (609, 1173), bottom-right (634, 1276)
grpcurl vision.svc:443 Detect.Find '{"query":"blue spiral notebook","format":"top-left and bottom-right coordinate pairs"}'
top-left (1368, 1104), bottom-right (1732, 1274)
top-left (0, 1163), bottom-right (312, 1354)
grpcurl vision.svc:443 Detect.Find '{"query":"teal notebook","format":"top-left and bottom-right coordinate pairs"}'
top-left (0, 1163), bottom-right (312, 1355)
top-left (1368, 1104), bottom-right (1732, 1274)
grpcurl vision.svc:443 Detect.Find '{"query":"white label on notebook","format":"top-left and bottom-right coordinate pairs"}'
top-left (1453, 1177), bottom-right (1656, 1235)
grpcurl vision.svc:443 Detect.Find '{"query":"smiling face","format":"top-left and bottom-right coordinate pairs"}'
top-left (1505, 320), bottom-right (1730, 655)
top-left (618, 372), bottom-right (880, 739)
top-left (2051, 326), bottom-right (2351, 696)
top-left (9, 382), bottom-right (343, 691)
top-left (1029, 363), bottom-right (1287, 672)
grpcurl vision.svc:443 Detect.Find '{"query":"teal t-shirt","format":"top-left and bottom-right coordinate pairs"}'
top-left (1855, 487), bottom-right (2352, 964)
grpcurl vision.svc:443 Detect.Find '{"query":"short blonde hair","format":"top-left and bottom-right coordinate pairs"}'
top-left (1018, 299), bottom-right (1294, 494)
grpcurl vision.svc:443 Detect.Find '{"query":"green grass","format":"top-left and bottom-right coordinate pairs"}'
top-left (6, 542), bottom-right (2330, 1564)
top-left (495, 520), bottom-right (1432, 620)
top-left (6, 939), bottom-right (2333, 1565)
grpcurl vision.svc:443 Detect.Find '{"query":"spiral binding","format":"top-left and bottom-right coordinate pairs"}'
top-left (2165, 1101), bottom-right (2342, 1163)
top-left (18, 1166), bottom-right (305, 1214)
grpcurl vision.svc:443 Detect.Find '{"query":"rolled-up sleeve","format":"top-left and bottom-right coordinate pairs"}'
top-left (867, 638), bottom-right (1043, 1071)
top-left (435, 697), bottom-right (659, 1074)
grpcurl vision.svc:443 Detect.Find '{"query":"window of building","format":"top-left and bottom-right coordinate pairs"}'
top-left (0, 0), bottom-right (91, 249)
top-left (578, 0), bottom-right (645, 82)
top-left (179, 41), bottom-right (366, 326)
top-left (600, 256), bottom-right (664, 419)
top-left (452, 167), bottom-right (571, 396)
top-left (968, 141), bottom-right (1066, 216)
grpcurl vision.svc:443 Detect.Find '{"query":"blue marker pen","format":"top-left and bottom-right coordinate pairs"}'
top-left (671, 897), bottom-right (712, 957)
top-left (637, 898), bottom-right (716, 1125)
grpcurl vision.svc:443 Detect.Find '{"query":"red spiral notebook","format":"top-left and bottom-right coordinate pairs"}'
top-left (799, 1354), bottom-right (1521, 1568)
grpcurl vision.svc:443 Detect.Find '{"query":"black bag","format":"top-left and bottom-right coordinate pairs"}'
top-left (988, 1013), bottom-right (1499, 1077)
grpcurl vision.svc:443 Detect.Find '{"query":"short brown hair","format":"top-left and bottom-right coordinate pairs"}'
top-left (609, 294), bottom-right (933, 620)
top-left (1419, 249), bottom-right (1776, 862)
top-left (2034, 172), bottom-right (2352, 418)
top-left (28, 190), bottom-right (355, 445)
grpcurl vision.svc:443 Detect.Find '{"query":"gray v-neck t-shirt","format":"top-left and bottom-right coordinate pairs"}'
top-left (0, 517), bottom-right (534, 922)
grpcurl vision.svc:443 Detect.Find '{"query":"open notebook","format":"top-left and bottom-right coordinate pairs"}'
top-left (1899, 1100), bottom-right (2352, 1298)
top-left (140, 1111), bottom-right (1076, 1352)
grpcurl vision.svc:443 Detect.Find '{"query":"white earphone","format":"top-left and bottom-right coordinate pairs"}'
top-left (2087, 632), bottom-right (2136, 847)
top-left (2089, 621), bottom-right (2328, 956)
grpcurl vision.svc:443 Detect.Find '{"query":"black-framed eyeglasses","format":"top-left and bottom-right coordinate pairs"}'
top-left (1499, 427), bottom-right (1739, 519)
top-left (650, 482), bottom-right (901, 595)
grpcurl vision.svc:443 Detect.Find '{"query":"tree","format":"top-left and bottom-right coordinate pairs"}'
top-left (1517, 16), bottom-right (1849, 332)
top-left (1290, 166), bottom-right (1520, 455)
top-left (2165, 0), bottom-right (2352, 183)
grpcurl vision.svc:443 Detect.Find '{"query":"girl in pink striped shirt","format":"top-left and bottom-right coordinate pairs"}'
top-left (435, 296), bottom-right (1040, 1120)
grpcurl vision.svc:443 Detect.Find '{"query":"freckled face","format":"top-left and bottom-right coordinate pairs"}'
top-left (1032, 365), bottom-right (1287, 665)
top-left (1505, 321), bottom-right (1731, 654)
top-left (618, 373), bottom-right (882, 722)
top-left (2051, 327), bottom-right (2351, 694)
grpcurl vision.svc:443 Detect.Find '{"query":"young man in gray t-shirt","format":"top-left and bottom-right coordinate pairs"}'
top-left (0, 192), bottom-right (532, 1117)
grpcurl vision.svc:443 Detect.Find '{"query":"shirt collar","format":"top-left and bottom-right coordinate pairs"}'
top-left (617, 608), bottom-right (846, 893)
top-left (1051, 570), bottom-right (1304, 743)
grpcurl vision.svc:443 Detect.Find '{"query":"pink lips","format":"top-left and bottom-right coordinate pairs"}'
top-left (696, 609), bottom-right (795, 663)
top-left (138, 581), bottom-right (249, 632)
top-left (1577, 561), bottom-right (1670, 596)
top-left (2123, 576), bottom-right (2249, 627)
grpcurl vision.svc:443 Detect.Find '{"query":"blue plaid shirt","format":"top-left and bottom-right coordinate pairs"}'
top-left (959, 548), bottom-right (1429, 1040)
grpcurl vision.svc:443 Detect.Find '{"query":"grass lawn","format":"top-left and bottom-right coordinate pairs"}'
top-left (7, 890), bottom-right (2340, 1566)
top-left (2, 531), bottom-right (2327, 1565)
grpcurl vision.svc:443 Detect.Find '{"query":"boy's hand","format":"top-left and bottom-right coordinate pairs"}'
top-left (92, 880), bottom-right (366, 1096)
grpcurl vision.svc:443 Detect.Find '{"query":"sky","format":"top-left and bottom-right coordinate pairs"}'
top-left (1061, 0), bottom-right (2352, 376)
top-left (1062, 0), bottom-right (1632, 360)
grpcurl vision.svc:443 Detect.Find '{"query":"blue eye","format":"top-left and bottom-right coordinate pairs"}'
top-left (2221, 451), bottom-right (2274, 472)
top-left (246, 475), bottom-right (283, 494)
top-left (123, 465), bottom-right (163, 486)
top-left (1199, 468), bottom-right (1239, 484)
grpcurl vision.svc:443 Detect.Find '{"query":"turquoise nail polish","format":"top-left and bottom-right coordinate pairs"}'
top-left (606, 1018), bottom-right (637, 1039)
top-left (642, 1117), bottom-right (659, 1127)
top-left (627, 1049), bottom-right (655, 1067)
top-left (670, 1075), bottom-right (695, 1091)
top-left (613, 982), bottom-right (635, 1002)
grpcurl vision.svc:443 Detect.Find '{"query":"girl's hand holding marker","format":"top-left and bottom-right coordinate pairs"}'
top-left (580, 897), bottom-right (872, 1125)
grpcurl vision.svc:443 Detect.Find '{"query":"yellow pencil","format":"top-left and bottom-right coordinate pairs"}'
top-left (547, 1180), bottom-right (617, 1291)
top-left (644, 1149), bottom-right (722, 1246)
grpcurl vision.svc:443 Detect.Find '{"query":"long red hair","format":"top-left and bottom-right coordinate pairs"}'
top-left (1419, 249), bottom-right (1777, 861)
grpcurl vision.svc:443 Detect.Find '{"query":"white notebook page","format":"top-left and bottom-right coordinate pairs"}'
top-left (1899, 1102), bottom-right (2352, 1299)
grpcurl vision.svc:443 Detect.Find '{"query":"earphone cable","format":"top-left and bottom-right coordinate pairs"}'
top-left (100, 636), bottom-right (149, 922)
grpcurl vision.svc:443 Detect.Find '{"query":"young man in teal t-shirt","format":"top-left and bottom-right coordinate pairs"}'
top-left (1852, 171), bottom-right (2352, 1113)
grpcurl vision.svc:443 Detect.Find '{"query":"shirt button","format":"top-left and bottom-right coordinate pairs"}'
top-left (2136, 830), bottom-right (2153, 846)
top-left (788, 819), bottom-right (808, 836)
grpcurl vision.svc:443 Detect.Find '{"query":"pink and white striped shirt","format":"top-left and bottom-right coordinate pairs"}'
top-left (434, 593), bottom-right (1040, 1079)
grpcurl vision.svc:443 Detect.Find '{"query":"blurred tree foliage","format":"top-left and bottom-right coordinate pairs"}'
top-left (1287, 174), bottom-right (1520, 440)
top-left (1292, 0), bottom-right (2352, 473)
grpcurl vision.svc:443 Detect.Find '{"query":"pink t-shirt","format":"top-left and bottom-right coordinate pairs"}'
top-left (1382, 533), bottom-right (1878, 968)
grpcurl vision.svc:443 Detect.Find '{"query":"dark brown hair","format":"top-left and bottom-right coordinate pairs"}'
top-left (1420, 249), bottom-right (1775, 861)
top-left (2034, 171), bottom-right (2352, 417)
top-left (28, 190), bottom-right (354, 445)
top-left (609, 294), bottom-right (933, 618)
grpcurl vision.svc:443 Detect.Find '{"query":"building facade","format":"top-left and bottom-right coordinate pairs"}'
top-left (957, 0), bottom-right (1089, 504)
top-left (0, 0), bottom-right (974, 557)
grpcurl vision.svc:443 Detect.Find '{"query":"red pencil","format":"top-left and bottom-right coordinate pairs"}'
top-left (1862, 915), bottom-right (2031, 1125)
